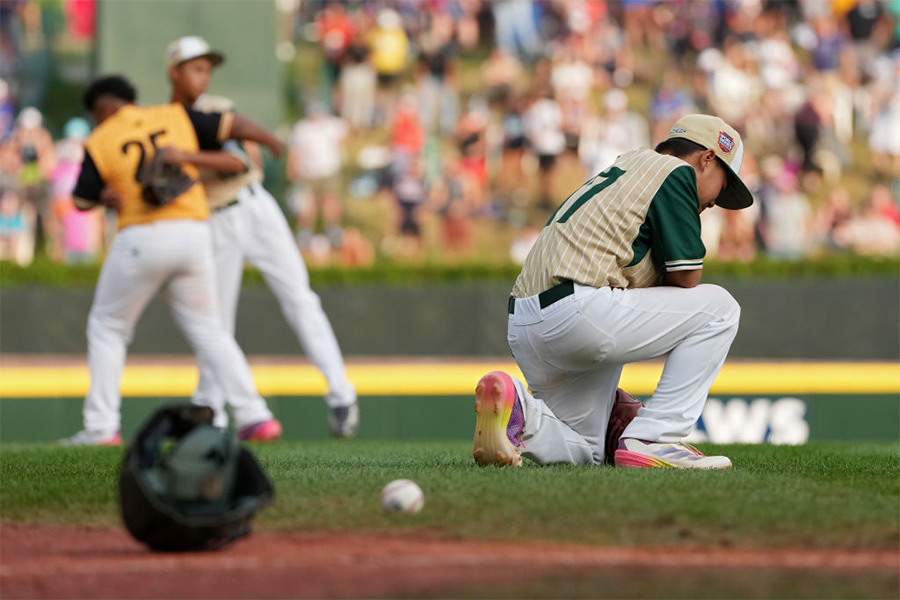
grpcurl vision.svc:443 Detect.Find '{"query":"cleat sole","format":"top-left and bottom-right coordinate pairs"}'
top-left (472, 372), bottom-right (522, 467)
top-left (614, 449), bottom-right (672, 468)
top-left (615, 449), bottom-right (732, 469)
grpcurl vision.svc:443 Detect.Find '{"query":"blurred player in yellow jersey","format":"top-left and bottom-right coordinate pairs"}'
top-left (61, 75), bottom-right (284, 445)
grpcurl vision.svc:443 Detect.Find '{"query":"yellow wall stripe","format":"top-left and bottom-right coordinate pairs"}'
top-left (0, 361), bottom-right (897, 398)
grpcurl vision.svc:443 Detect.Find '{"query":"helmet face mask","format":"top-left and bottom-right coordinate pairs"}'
top-left (119, 405), bottom-right (274, 552)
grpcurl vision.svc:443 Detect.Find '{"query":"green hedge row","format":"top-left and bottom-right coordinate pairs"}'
top-left (1, 254), bottom-right (897, 288)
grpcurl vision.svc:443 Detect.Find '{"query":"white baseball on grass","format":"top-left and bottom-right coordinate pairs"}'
top-left (381, 479), bottom-right (424, 513)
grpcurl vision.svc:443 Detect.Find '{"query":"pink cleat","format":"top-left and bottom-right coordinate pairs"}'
top-left (615, 438), bottom-right (732, 469)
top-left (238, 419), bottom-right (283, 442)
top-left (473, 371), bottom-right (524, 467)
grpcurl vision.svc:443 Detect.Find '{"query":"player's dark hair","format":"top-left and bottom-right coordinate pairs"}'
top-left (656, 137), bottom-right (731, 174)
top-left (83, 75), bottom-right (137, 111)
top-left (654, 138), bottom-right (708, 157)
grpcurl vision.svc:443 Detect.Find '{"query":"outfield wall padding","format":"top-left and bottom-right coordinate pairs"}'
top-left (1, 279), bottom-right (897, 359)
top-left (1, 394), bottom-right (896, 443)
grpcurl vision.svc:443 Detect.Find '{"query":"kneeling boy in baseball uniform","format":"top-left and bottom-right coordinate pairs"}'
top-left (474, 114), bottom-right (753, 469)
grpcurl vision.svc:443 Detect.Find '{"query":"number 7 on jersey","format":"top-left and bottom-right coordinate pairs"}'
top-left (546, 166), bottom-right (626, 225)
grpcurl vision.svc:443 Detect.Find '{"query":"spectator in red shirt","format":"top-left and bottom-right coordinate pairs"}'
top-left (389, 91), bottom-right (424, 175)
top-left (316, 2), bottom-right (356, 111)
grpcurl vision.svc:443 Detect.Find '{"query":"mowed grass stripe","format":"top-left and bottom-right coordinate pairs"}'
top-left (0, 361), bottom-right (897, 398)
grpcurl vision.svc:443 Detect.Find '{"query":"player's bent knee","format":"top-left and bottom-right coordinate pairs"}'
top-left (698, 284), bottom-right (741, 322)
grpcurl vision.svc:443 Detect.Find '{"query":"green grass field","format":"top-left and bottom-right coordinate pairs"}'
top-left (3, 440), bottom-right (899, 599)
top-left (3, 440), bottom-right (898, 550)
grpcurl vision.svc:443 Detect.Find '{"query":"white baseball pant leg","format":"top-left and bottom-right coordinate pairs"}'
top-left (193, 183), bottom-right (356, 425)
top-left (85, 220), bottom-right (272, 433)
top-left (241, 184), bottom-right (355, 408)
top-left (508, 283), bottom-right (740, 465)
top-left (192, 201), bottom-right (246, 427)
top-left (84, 223), bottom-right (174, 434)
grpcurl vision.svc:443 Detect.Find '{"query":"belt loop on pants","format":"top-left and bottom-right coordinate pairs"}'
top-left (508, 280), bottom-right (575, 314)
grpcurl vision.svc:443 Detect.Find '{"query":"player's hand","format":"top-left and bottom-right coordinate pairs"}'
top-left (99, 186), bottom-right (123, 211)
top-left (266, 138), bottom-right (285, 160)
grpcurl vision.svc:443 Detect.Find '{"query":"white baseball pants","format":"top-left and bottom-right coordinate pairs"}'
top-left (507, 282), bottom-right (740, 465)
top-left (83, 219), bottom-right (273, 434)
top-left (193, 183), bottom-right (356, 426)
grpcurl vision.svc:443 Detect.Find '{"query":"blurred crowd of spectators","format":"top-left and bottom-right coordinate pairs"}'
top-left (0, 105), bottom-right (105, 267)
top-left (282, 0), bottom-right (899, 265)
top-left (1, 0), bottom-right (898, 268)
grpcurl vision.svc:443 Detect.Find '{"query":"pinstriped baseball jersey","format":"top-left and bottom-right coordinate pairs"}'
top-left (512, 148), bottom-right (706, 297)
top-left (192, 95), bottom-right (264, 210)
top-left (197, 142), bottom-right (263, 210)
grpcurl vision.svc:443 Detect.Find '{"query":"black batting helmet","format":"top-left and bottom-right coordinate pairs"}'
top-left (119, 404), bottom-right (274, 552)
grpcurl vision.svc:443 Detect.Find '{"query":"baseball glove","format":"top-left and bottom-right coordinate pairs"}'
top-left (604, 388), bottom-right (642, 465)
top-left (138, 150), bottom-right (195, 207)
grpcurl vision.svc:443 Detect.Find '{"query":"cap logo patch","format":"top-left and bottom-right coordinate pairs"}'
top-left (718, 131), bottom-right (734, 153)
top-left (670, 127), bottom-right (686, 134)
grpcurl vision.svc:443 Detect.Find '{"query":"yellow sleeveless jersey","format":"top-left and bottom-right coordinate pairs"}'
top-left (84, 104), bottom-right (208, 229)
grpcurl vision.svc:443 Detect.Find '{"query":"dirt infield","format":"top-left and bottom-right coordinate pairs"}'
top-left (2, 523), bottom-right (898, 599)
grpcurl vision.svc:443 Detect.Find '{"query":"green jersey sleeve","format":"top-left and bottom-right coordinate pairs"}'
top-left (645, 165), bottom-right (706, 272)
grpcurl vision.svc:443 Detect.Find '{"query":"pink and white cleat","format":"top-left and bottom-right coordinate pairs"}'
top-left (473, 371), bottom-right (524, 467)
top-left (615, 438), bottom-right (732, 469)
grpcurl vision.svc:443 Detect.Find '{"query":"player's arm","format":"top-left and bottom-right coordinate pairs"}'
top-left (662, 269), bottom-right (702, 288)
top-left (647, 166), bottom-right (706, 289)
top-left (186, 108), bottom-right (284, 160)
top-left (229, 114), bottom-right (284, 159)
top-left (159, 145), bottom-right (246, 174)
top-left (72, 151), bottom-right (122, 211)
